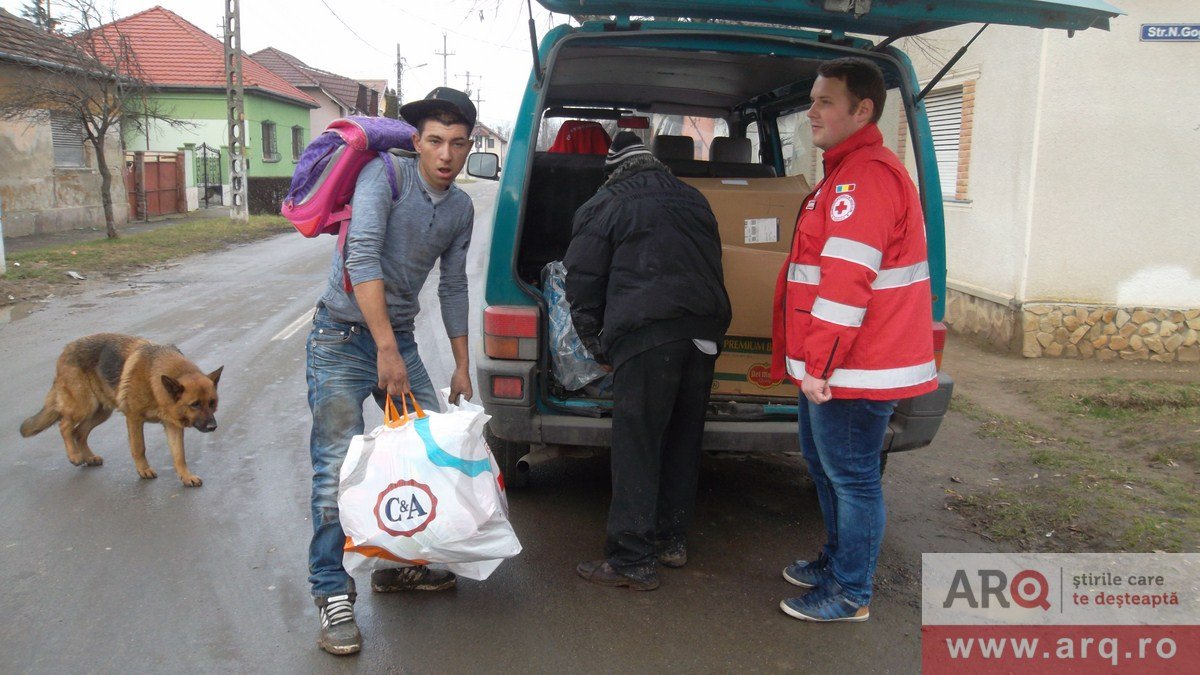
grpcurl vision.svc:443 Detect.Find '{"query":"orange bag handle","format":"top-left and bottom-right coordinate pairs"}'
top-left (384, 392), bottom-right (426, 428)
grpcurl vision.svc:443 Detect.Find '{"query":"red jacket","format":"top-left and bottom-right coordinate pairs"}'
top-left (771, 124), bottom-right (937, 401)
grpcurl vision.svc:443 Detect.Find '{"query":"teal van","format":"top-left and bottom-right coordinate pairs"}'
top-left (468, 0), bottom-right (1121, 486)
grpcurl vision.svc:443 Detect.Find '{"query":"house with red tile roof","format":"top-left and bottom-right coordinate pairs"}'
top-left (472, 121), bottom-right (509, 167)
top-left (251, 47), bottom-right (381, 134)
top-left (0, 8), bottom-right (129, 237)
top-left (87, 6), bottom-right (316, 208)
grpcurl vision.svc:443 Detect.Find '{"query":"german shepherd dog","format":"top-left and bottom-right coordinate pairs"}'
top-left (20, 334), bottom-right (223, 487)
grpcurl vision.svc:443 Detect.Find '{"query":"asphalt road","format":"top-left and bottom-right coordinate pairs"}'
top-left (0, 181), bottom-right (974, 673)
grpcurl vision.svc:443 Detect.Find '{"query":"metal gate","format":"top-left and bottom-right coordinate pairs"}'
top-left (196, 143), bottom-right (223, 208)
top-left (124, 151), bottom-right (185, 220)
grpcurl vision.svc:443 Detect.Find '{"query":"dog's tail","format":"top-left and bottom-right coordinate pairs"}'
top-left (20, 390), bottom-right (60, 438)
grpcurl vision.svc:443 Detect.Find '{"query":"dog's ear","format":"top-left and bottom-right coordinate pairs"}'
top-left (207, 366), bottom-right (224, 387)
top-left (161, 375), bottom-right (185, 401)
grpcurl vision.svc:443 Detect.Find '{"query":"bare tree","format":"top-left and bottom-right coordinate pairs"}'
top-left (19, 0), bottom-right (57, 31)
top-left (383, 87), bottom-right (400, 119)
top-left (0, 0), bottom-right (190, 238)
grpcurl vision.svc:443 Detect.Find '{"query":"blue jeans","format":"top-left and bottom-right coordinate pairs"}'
top-left (306, 306), bottom-right (439, 598)
top-left (797, 397), bottom-right (897, 606)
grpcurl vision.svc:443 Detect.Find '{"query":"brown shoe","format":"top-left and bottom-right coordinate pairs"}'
top-left (656, 541), bottom-right (688, 568)
top-left (576, 560), bottom-right (659, 591)
top-left (371, 566), bottom-right (457, 592)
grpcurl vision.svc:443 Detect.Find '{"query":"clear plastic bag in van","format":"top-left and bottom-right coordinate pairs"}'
top-left (543, 261), bottom-right (609, 391)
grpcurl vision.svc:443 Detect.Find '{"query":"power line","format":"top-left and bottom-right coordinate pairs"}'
top-left (391, 4), bottom-right (524, 53)
top-left (318, 0), bottom-right (388, 56)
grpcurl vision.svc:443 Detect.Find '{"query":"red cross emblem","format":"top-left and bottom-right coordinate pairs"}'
top-left (830, 194), bottom-right (855, 222)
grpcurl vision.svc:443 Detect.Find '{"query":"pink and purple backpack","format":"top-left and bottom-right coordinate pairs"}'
top-left (281, 116), bottom-right (417, 290)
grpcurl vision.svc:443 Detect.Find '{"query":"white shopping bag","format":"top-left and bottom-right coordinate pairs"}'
top-left (338, 390), bottom-right (521, 581)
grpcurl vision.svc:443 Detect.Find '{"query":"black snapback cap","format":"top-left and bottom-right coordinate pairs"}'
top-left (400, 87), bottom-right (477, 129)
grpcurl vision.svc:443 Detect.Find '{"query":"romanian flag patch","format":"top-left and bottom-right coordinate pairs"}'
top-left (835, 183), bottom-right (856, 193)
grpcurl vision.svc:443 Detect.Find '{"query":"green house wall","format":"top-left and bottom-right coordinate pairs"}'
top-left (124, 91), bottom-right (312, 182)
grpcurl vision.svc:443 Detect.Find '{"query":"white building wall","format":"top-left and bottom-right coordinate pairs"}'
top-left (906, 3), bottom-right (1199, 309)
top-left (309, 91), bottom-right (345, 135)
top-left (902, 25), bottom-right (1046, 302)
top-left (1027, 0), bottom-right (1200, 308)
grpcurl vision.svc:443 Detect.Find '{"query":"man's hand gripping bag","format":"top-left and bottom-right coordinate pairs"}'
top-left (338, 391), bottom-right (521, 581)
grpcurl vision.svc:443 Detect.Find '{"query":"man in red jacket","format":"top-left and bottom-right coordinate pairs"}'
top-left (772, 58), bottom-right (937, 622)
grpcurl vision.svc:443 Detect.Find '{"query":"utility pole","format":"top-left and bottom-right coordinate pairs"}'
top-left (459, 70), bottom-right (476, 97)
top-left (434, 33), bottom-right (455, 87)
top-left (473, 88), bottom-right (485, 125)
top-left (395, 46), bottom-right (427, 105)
top-left (223, 0), bottom-right (248, 222)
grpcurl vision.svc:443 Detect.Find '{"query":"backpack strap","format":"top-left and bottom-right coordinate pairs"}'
top-left (380, 150), bottom-right (401, 201)
top-left (339, 152), bottom-right (413, 294)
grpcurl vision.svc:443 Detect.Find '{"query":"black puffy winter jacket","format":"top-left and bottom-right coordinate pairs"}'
top-left (563, 163), bottom-right (732, 369)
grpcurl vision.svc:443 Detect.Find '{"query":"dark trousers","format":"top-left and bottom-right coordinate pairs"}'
top-left (605, 339), bottom-right (717, 577)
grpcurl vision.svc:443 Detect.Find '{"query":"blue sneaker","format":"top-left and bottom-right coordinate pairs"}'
top-left (782, 555), bottom-right (831, 589)
top-left (780, 586), bottom-right (870, 623)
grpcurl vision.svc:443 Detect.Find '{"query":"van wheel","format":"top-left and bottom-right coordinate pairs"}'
top-left (485, 427), bottom-right (530, 489)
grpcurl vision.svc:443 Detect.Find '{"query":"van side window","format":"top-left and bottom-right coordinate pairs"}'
top-left (777, 110), bottom-right (820, 184)
top-left (779, 87), bottom-right (916, 188)
top-left (746, 121), bottom-right (761, 164)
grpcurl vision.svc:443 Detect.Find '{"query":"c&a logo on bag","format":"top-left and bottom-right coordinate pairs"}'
top-left (374, 479), bottom-right (438, 537)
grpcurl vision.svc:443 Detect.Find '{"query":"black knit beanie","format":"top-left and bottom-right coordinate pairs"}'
top-left (604, 131), bottom-right (653, 174)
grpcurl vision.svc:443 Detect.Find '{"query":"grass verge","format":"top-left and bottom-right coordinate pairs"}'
top-left (948, 385), bottom-right (1200, 553)
top-left (1, 215), bottom-right (292, 303)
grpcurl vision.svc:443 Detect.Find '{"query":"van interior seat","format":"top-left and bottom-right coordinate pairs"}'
top-left (651, 135), bottom-right (695, 161)
top-left (548, 120), bottom-right (611, 155)
top-left (518, 151), bottom-right (607, 283)
top-left (651, 134), bottom-right (775, 178)
top-left (711, 137), bottom-right (752, 163)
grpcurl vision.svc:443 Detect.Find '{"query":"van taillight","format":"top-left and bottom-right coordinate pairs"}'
top-left (933, 321), bottom-right (947, 370)
top-left (484, 305), bottom-right (538, 360)
top-left (491, 376), bottom-right (525, 399)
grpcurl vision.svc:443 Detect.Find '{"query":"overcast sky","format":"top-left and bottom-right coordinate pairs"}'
top-left (1, 0), bottom-right (571, 129)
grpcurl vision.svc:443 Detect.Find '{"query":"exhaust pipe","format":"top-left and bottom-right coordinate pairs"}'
top-left (516, 444), bottom-right (561, 474)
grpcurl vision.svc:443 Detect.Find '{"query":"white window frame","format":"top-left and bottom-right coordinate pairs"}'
top-left (926, 86), bottom-right (964, 200)
top-left (919, 67), bottom-right (979, 203)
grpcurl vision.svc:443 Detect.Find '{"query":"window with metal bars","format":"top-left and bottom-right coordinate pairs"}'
top-left (261, 121), bottom-right (279, 162)
top-left (292, 126), bottom-right (304, 161)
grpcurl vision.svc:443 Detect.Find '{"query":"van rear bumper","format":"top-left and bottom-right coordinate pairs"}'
top-left (480, 353), bottom-right (954, 454)
top-left (487, 404), bottom-right (804, 452)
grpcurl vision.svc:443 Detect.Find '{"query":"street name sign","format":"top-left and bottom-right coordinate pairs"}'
top-left (1141, 24), bottom-right (1200, 42)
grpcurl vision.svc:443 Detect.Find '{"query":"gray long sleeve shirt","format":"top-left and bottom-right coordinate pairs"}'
top-left (318, 155), bottom-right (474, 336)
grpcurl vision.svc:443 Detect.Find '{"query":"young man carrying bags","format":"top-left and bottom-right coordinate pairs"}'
top-left (304, 88), bottom-right (477, 655)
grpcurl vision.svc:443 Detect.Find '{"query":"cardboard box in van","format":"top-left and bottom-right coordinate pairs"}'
top-left (683, 174), bottom-right (811, 337)
top-left (712, 336), bottom-right (798, 399)
top-left (683, 174), bottom-right (811, 256)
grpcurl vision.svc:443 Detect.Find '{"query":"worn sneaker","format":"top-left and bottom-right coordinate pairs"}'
top-left (371, 565), bottom-right (457, 592)
top-left (783, 554), bottom-right (832, 589)
top-left (656, 541), bottom-right (688, 568)
top-left (576, 560), bottom-right (660, 591)
top-left (780, 587), bottom-right (870, 623)
top-left (315, 593), bottom-right (361, 655)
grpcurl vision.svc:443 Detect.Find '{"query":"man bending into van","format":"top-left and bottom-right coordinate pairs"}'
top-left (305, 88), bottom-right (477, 655)
top-left (565, 132), bottom-right (731, 591)
top-left (772, 58), bottom-right (937, 622)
